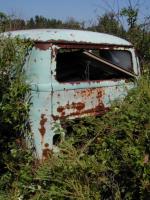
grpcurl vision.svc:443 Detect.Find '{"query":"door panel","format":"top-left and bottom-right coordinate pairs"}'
top-left (51, 81), bottom-right (130, 120)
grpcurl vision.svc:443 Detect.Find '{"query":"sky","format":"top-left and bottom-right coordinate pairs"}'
top-left (0, 0), bottom-right (150, 24)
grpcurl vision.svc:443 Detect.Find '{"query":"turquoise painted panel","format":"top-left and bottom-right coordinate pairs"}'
top-left (19, 30), bottom-right (140, 160)
top-left (4, 29), bottom-right (132, 46)
top-left (24, 47), bottom-right (51, 84)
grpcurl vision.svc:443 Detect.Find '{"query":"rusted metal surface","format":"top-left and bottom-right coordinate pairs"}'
top-left (35, 42), bottom-right (52, 50)
top-left (42, 143), bottom-right (52, 160)
top-left (54, 104), bottom-right (109, 120)
top-left (38, 114), bottom-right (47, 145)
top-left (57, 102), bottom-right (85, 113)
top-left (55, 43), bottom-right (133, 49)
top-left (51, 45), bottom-right (58, 59)
top-left (52, 87), bottom-right (109, 120)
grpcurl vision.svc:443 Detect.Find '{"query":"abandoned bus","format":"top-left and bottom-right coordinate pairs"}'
top-left (4, 29), bottom-right (140, 159)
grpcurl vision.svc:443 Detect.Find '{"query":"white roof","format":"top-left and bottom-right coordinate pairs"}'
top-left (3, 29), bottom-right (132, 46)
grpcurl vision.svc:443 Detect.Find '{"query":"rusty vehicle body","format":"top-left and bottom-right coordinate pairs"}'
top-left (5, 29), bottom-right (140, 159)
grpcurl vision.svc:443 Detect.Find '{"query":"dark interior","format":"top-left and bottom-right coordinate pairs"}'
top-left (56, 49), bottom-right (133, 82)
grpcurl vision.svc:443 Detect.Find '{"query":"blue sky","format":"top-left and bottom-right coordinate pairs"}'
top-left (0, 0), bottom-right (149, 23)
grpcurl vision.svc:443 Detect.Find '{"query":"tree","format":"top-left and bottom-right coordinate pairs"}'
top-left (89, 12), bottom-right (125, 37)
top-left (10, 19), bottom-right (26, 30)
top-left (64, 17), bottom-right (83, 30)
top-left (0, 12), bottom-right (9, 32)
top-left (120, 6), bottom-right (138, 29)
top-left (26, 18), bottom-right (35, 29)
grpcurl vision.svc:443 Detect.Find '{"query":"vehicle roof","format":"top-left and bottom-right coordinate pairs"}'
top-left (3, 29), bottom-right (132, 46)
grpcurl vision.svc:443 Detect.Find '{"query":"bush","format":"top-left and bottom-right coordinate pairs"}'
top-left (12, 76), bottom-right (148, 200)
top-left (0, 37), bottom-right (149, 200)
top-left (0, 36), bottom-right (33, 199)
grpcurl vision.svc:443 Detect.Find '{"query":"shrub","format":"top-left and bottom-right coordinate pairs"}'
top-left (0, 36), bottom-right (149, 200)
top-left (32, 76), bottom-right (150, 200)
top-left (0, 36), bottom-right (33, 199)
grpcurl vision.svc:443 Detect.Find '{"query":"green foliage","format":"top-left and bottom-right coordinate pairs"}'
top-left (2, 76), bottom-right (148, 200)
top-left (2, 14), bottom-right (84, 31)
top-left (0, 12), bottom-right (9, 32)
top-left (28, 76), bottom-right (149, 200)
top-left (0, 36), bottom-right (34, 199)
top-left (120, 7), bottom-right (138, 29)
top-left (0, 9), bottom-right (150, 200)
top-left (89, 12), bottom-right (125, 38)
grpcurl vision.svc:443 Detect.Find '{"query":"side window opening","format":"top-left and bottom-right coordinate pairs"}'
top-left (56, 48), bottom-right (134, 83)
top-left (99, 50), bottom-right (133, 72)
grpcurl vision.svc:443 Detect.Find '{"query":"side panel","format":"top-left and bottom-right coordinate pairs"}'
top-left (29, 91), bottom-right (54, 159)
top-left (51, 81), bottom-right (131, 120)
top-left (24, 46), bottom-right (56, 159)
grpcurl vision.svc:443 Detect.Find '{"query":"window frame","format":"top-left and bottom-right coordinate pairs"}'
top-left (55, 46), bottom-right (135, 84)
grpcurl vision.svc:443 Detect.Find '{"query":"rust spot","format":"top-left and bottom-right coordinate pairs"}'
top-left (51, 46), bottom-right (58, 59)
top-left (75, 88), bottom-right (94, 97)
top-left (42, 148), bottom-right (52, 160)
top-left (72, 102), bottom-right (85, 111)
top-left (57, 102), bottom-right (85, 114)
top-left (75, 88), bottom-right (104, 99)
top-left (32, 40), bottom-right (133, 49)
top-left (39, 114), bottom-right (47, 144)
top-left (35, 42), bottom-right (52, 50)
top-left (61, 111), bottom-right (66, 116)
top-left (52, 104), bottom-right (109, 120)
top-left (51, 114), bottom-right (59, 120)
top-left (96, 90), bottom-right (103, 99)
top-left (57, 106), bottom-right (65, 113)
top-left (52, 42), bottom-right (133, 49)
top-left (44, 143), bottom-right (49, 147)
top-left (55, 88), bottom-right (106, 119)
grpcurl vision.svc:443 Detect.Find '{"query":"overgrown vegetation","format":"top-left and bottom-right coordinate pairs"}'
top-left (1, 73), bottom-right (149, 199)
top-left (0, 1), bottom-right (150, 199)
top-left (0, 36), bottom-right (34, 199)
top-left (34, 77), bottom-right (149, 199)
